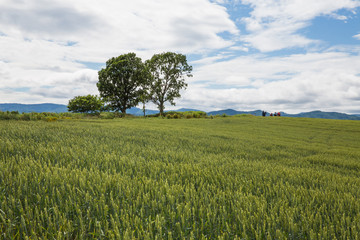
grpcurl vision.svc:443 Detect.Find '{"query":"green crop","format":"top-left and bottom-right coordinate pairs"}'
top-left (0, 117), bottom-right (360, 239)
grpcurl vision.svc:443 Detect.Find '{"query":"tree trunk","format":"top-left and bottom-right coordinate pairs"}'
top-left (142, 101), bottom-right (146, 117)
top-left (159, 102), bottom-right (164, 117)
top-left (121, 108), bottom-right (126, 117)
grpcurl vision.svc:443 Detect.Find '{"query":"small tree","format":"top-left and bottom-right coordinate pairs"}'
top-left (146, 52), bottom-right (192, 116)
top-left (97, 53), bottom-right (147, 116)
top-left (67, 95), bottom-right (104, 113)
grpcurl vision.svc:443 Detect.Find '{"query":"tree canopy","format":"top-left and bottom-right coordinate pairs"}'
top-left (146, 52), bottom-right (192, 116)
top-left (67, 95), bottom-right (104, 113)
top-left (97, 53), bottom-right (147, 115)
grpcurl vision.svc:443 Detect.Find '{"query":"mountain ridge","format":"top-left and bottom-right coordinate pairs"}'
top-left (0, 103), bottom-right (68, 113)
top-left (1, 103), bottom-right (359, 120)
top-left (208, 109), bottom-right (360, 120)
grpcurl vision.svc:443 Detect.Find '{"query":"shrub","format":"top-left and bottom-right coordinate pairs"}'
top-left (0, 111), bottom-right (10, 120)
top-left (20, 113), bottom-right (31, 121)
top-left (45, 117), bottom-right (58, 122)
top-left (0, 111), bottom-right (21, 120)
top-left (194, 113), bottom-right (202, 118)
top-left (100, 112), bottom-right (115, 119)
top-left (68, 94), bottom-right (104, 113)
top-left (30, 112), bottom-right (43, 121)
top-left (60, 112), bottom-right (73, 118)
top-left (61, 117), bottom-right (72, 120)
top-left (10, 112), bottom-right (20, 120)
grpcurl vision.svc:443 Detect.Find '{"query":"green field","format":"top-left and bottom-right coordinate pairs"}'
top-left (1, 116), bottom-right (360, 239)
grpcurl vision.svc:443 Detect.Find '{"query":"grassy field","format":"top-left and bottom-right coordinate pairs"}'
top-left (1, 116), bottom-right (360, 239)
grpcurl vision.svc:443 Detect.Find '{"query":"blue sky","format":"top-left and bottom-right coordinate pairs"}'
top-left (0, 0), bottom-right (360, 114)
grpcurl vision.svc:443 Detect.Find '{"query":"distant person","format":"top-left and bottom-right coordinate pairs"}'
top-left (277, 112), bottom-right (281, 116)
top-left (270, 113), bottom-right (273, 116)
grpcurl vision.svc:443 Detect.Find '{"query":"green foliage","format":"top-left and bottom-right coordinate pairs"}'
top-left (155, 111), bottom-right (207, 119)
top-left (0, 111), bottom-right (106, 121)
top-left (1, 117), bottom-right (360, 239)
top-left (100, 112), bottom-right (115, 119)
top-left (167, 113), bottom-right (181, 119)
top-left (234, 114), bottom-right (254, 118)
top-left (183, 111), bottom-right (207, 118)
top-left (20, 113), bottom-right (31, 121)
top-left (44, 116), bottom-right (58, 122)
top-left (97, 53), bottom-right (147, 115)
top-left (67, 95), bottom-right (104, 113)
top-left (146, 52), bottom-right (192, 116)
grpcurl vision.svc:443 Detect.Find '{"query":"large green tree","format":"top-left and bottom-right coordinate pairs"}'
top-left (97, 53), bottom-right (146, 116)
top-left (67, 94), bottom-right (104, 113)
top-left (146, 52), bottom-right (192, 116)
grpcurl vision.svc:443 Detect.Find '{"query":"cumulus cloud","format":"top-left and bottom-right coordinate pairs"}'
top-left (0, 0), bottom-right (360, 114)
top-left (0, 5), bottom-right (101, 38)
top-left (181, 51), bottom-right (360, 113)
top-left (239, 0), bottom-right (360, 52)
top-left (0, 0), bottom-right (238, 104)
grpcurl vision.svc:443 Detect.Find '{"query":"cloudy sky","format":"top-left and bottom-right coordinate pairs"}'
top-left (1, 0), bottom-right (360, 114)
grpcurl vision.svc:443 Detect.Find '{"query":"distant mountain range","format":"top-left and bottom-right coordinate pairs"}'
top-left (283, 111), bottom-right (360, 120)
top-left (1, 103), bottom-right (359, 120)
top-left (207, 109), bottom-right (360, 120)
top-left (0, 103), bottom-right (68, 113)
top-left (208, 109), bottom-right (263, 116)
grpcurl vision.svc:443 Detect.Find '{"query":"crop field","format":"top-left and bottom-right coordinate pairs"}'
top-left (1, 116), bottom-right (360, 239)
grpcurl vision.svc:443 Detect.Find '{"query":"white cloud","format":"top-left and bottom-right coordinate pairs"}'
top-left (0, 0), bottom-right (238, 104)
top-left (228, 46), bottom-right (249, 51)
top-left (240, 0), bottom-right (360, 52)
top-left (330, 13), bottom-right (348, 21)
top-left (182, 51), bottom-right (360, 113)
top-left (1, 0), bottom-right (360, 115)
top-left (0, 0), bottom-right (238, 56)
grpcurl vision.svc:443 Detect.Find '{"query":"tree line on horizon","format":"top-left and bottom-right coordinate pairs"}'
top-left (68, 52), bottom-right (192, 117)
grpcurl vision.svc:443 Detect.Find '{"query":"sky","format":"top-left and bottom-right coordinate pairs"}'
top-left (1, 0), bottom-right (360, 114)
